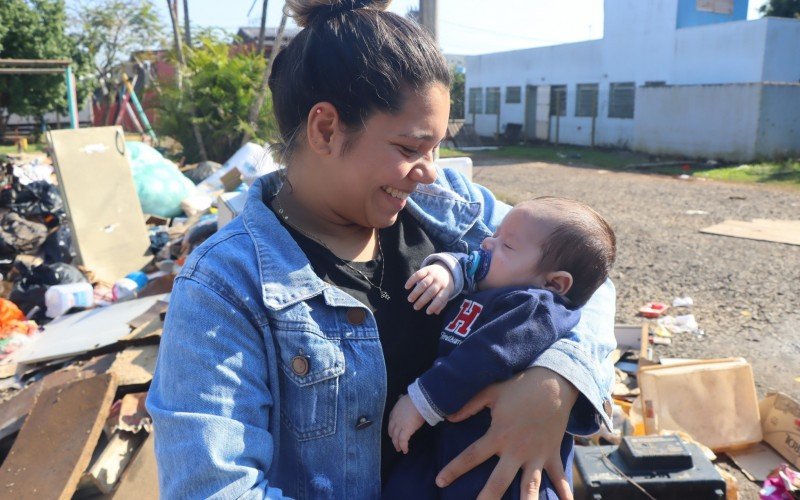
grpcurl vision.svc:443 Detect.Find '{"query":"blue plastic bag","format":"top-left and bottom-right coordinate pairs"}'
top-left (127, 141), bottom-right (196, 218)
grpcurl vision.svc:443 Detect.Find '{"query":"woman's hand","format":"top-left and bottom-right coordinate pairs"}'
top-left (435, 367), bottom-right (577, 500)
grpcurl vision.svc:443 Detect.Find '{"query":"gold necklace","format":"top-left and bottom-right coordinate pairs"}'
top-left (273, 193), bottom-right (391, 301)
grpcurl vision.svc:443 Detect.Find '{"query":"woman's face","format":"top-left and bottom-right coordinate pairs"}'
top-left (325, 83), bottom-right (450, 229)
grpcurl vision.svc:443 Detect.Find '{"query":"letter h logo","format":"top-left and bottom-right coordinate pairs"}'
top-left (445, 299), bottom-right (483, 337)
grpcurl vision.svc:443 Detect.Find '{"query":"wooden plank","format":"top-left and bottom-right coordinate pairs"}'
top-left (47, 127), bottom-right (152, 283)
top-left (82, 431), bottom-right (145, 494)
top-left (111, 433), bottom-right (159, 500)
top-left (700, 219), bottom-right (800, 246)
top-left (120, 318), bottom-right (163, 343)
top-left (127, 300), bottom-right (168, 330)
top-left (0, 373), bottom-right (117, 500)
top-left (0, 354), bottom-right (116, 441)
top-left (109, 346), bottom-right (158, 387)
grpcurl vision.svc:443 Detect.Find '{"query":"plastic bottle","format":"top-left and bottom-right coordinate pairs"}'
top-left (112, 272), bottom-right (149, 302)
top-left (45, 282), bottom-right (94, 319)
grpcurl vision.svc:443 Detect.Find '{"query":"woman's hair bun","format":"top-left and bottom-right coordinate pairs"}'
top-left (285, 0), bottom-right (392, 28)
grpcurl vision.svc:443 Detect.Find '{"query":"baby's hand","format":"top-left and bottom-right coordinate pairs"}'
top-left (388, 394), bottom-right (425, 454)
top-left (405, 263), bottom-right (454, 314)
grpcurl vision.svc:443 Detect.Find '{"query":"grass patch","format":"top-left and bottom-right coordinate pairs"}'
top-left (0, 142), bottom-right (45, 156)
top-left (440, 144), bottom-right (651, 170)
top-left (441, 144), bottom-right (800, 189)
top-left (694, 160), bottom-right (800, 187)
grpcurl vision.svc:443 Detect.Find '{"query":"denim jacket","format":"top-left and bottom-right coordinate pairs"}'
top-left (146, 168), bottom-right (617, 499)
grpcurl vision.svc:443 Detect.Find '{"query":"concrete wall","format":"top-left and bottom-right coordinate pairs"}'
top-left (756, 84), bottom-right (800, 158)
top-left (633, 84), bottom-right (761, 160)
top-left (675, 0), bottom-right (747, 29)
top-left (603, 0), bottom-right (678, 83)
top-left (672, 20), bottom-right (767, 84)
top-left (762, 18), bottom-right (800, 83)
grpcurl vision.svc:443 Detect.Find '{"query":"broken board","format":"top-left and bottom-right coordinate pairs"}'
top-left (109, 345), bottom-right (158, 387)
top-left (7, 294), bottom-right (167, 365)
top-left (0, 373), bottom-right (117, 500)
top-left (700, 219), bottom-right (800, 246)
top-left (47, 127), bottom-right (152, 283)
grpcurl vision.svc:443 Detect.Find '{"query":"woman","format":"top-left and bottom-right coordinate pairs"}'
top-left (147, 1), bottom-right (617, 498)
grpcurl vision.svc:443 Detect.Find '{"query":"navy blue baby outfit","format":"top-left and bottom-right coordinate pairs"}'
top-left (384, 285), bottom-right (580, 499)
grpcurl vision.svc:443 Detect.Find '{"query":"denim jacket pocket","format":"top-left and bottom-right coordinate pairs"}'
top-left (273, 326), bottom-right (346, 441)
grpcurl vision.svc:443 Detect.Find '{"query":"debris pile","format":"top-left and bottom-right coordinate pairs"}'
top-left (0, 126), bottom-right (275, 497)
top-left (577, 297), bottom-right (800, 499)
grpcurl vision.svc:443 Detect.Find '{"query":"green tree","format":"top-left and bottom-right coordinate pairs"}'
top-left (450, 68), bottom-right (465, 120)
top-left (759, 0), bottom-right (800, 18)
top-left (156, 36), bottom-right (279, 163)
top-left (0, 0), bottom-right (77, 136)
top-left (70, 0), bottom-right (166, 116)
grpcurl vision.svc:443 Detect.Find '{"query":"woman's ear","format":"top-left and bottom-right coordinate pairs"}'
top-left (543, 271), bottom-right (573, 297)
top-left (306, 102), bottom-right (338, 155)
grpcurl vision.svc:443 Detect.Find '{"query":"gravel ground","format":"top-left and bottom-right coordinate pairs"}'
top-left (471, 158), bottom-right (800, 499)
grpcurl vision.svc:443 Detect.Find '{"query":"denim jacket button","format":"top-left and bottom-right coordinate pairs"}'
top-left (355, 416), bottom-right (373, 430)
top-left (291, 355), bottom-right (310, 376)
top-left (346, 308), bottom-right (366, 325)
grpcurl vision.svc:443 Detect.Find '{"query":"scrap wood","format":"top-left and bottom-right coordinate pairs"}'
top-left (127, 299), bottom-right (168, 330)
top-left (700, 219), bottom-right (800, 246)
top-left (108, 346), bottom-right (157, 387)
top-left (0, 353), bottom-right (116, 441)
top-left (0, 373), bottom-right (118, 500)
top-left (120, 317), bottom-right (162, 343)
top-left (47, 126), bottom-right (152, 283)
top-left (110, 433), bottom-right (158, 500)
top-left (79, 431), bottom-right (146, 495)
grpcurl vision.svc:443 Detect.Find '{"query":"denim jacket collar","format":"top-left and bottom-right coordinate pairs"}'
top-left (242, 171), bottom-right (483, 311)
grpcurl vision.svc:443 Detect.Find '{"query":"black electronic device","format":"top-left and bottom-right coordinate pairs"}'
top-left (573, 435), bottom-right (726, 499)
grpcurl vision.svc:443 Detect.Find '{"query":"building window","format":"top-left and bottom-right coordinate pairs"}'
top-left (549, 85), bottom-right (567, 116)
top-left (575, 84), bottom-right (598, 117)
top-left (608, 82), bottom-right (635, 119)
top-left (468, 87), bottom-right (483, 114)
top-left (696, 0), bottom-right (733, 14)
top-left (485, 87), bottom-right (500, 114)
top-left (505, 86), bottom-right (521, 104)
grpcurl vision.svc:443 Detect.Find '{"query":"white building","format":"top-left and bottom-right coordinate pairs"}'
top-left (465, 0), bottom-right (800, 160)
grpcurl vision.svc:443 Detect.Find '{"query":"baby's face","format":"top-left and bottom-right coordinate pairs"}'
top-left (477, 206), bottom-right (551, 291)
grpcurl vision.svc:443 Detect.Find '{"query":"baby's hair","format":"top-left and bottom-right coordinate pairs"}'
top-left (519, 197), bottom-right (616, 307)
top-left (270, 0), bottom-right (450, 162)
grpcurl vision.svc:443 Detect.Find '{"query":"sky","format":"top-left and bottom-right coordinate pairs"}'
top-left (69, 0), bottom-right (769, 55)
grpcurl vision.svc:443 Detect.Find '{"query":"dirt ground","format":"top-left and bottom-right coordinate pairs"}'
top-left (472, 158), bottom-right (800, 499)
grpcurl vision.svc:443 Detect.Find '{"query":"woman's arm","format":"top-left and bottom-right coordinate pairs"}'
top-left (146, 277), bottom-right (288, 499)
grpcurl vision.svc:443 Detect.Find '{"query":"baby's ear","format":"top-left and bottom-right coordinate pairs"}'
top-left (544, 271), bottom-right (573, 296)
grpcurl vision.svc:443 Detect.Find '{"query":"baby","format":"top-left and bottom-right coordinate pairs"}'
top-left (385, 196), bottom-right (616, 498)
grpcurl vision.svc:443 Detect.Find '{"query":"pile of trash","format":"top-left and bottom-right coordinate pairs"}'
top-left (0, 134), bottom-right (276, 498)
top-left (575, 297), bottom-right (800, 499)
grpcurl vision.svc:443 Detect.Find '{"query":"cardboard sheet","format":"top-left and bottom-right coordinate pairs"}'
top-left (759, 392), bottom-right (800, 468)
top-left (47, 127), bottom-right (152, 282)
top-left (701, 219), bottom-right (800, 246)
top-left (727, 442), bottom-right (787, 482)
top-left (7, 294), bottom-right (167, 365)
top-left (638, 357), bottom-right (762, 451)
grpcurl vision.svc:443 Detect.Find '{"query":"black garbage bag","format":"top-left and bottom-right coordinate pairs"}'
top-left (0, 180), bottom-right (65, 226)
top-left (0, 212), bottom-right (48, 258)
top-left (9, 261), bottom-right (88, 317)
top-left (41, 223), bottom-right (77, 264)
top-left (183, 161), bottom-right (222, 185)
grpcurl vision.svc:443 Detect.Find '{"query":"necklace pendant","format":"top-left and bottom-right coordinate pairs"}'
top-left (380, 290), bottom-right (391, 300)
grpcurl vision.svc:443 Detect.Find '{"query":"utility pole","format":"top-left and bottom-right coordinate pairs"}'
top-left (418, 0), bottom-right (438, 41)
top-left (257, 0), bottom-right (269, 54)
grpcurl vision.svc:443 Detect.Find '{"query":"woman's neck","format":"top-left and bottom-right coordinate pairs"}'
top-left (273, 183), bottom-right (378, 262)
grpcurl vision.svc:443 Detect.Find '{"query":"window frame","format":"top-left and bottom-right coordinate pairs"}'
top-left (608, 82), bottom-right (635, 119)
top-left (505, 86), bottom-right (522, 104)
top-left (575, 83), bottom-right (599, 118)
top-left (549, 85), bottom-right (567, 117)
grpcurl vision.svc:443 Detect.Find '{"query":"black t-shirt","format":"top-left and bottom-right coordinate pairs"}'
top-left (270, 203), bottom-right (442, 480)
